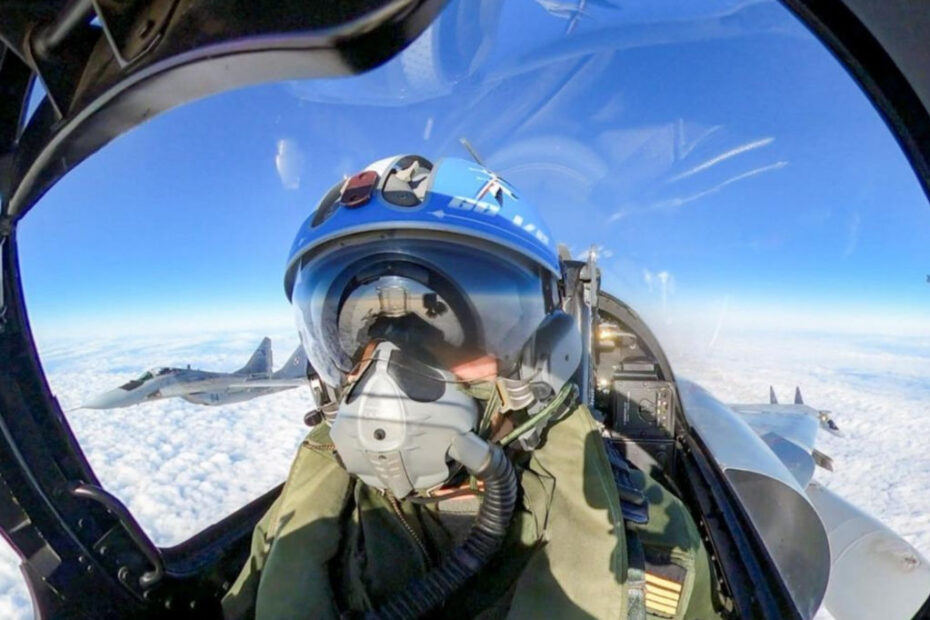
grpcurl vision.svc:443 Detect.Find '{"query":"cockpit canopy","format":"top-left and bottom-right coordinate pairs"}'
top-left (118, 367), bottom-right (173, 391)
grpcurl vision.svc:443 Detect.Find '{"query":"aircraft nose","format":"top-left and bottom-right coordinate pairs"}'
top-left (82, 388), bottom-right (138, 409)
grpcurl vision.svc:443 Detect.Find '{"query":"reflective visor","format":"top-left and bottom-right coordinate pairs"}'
top-left (290, 234), bottom-right (549, 386)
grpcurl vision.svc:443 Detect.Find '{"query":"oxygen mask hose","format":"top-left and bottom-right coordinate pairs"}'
top-left (370, 441), bottom-right (518, 620)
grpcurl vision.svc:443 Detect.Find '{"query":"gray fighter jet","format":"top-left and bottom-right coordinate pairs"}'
top-left (82, 338), bottom-right (309, 409)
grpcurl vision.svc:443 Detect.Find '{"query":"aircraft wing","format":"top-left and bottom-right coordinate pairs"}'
top-left (729, 403), bottom-right (820, 451)
top-left (682, 380), bottom-right (930, 620)
top-left (728, 388), bottom-right (841, 488)
top-left (730, 390), bottom-right (930, 620)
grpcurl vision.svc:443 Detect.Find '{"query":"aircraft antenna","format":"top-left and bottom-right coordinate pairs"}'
top-left (459, 137), bottom-right (486, 167)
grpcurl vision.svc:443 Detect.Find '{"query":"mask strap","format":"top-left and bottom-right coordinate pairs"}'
top-left (477, 387), bottom-right (502, 439)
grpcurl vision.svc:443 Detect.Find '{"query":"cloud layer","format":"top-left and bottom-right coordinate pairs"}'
top-left (1, 326), bottom-right (929, 618)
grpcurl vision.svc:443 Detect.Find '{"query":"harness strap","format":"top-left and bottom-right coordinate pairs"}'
top-left (604, 440), bottom-right (650, 524)
top-left (604, 438), bottom-right (650, 620)
top-left (625, 528), bottom-right (647, 620)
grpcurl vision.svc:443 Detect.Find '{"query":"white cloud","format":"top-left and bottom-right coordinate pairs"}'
top-left (668, 136), bottom-right (775, 182)
top-left (0, 542), bottom-right (30, 620)
top-left (29, 303), bottom-right (295, 341)
top-left (663, 160), bottom-right (788, 209)
top-left (707, 295), bottom-right (731, 350)
top-left (607, 160), bottom-right (788, 222)
top-left (607, 208), bottom-right (630, 224)
top-left (573, 245), bottom-right (613, 261)
top-left (24, 329), bottom-right (312, 546)
top-left (275, 138), bottom-right (305, 190)
top-left (657, 270), bottom-right (674, 313)
top-left (1, 328), bottom-right (318, 617)
top-left (2, 325), bottom-right (929, 619)
top-left (671, 327), bottom-right (930, 576)
top-left (642, 268), bottom-right (675, 311)
top-left (677, 121), bottom-right (723, 160)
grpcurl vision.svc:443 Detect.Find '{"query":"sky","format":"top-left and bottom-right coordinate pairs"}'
top-left (13, 0), bottom-right (930, 342)
top-left (4, 2), bottom-right (930, 617)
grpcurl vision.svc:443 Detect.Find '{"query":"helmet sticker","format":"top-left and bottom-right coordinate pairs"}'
top-left (471, 166), bottom-right (518, 206)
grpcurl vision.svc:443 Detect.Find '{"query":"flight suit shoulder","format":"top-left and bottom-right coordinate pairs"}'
top-left (627, 469), bottom-right (722, 620)
top-left (222, 424), bottom-right (352, 620)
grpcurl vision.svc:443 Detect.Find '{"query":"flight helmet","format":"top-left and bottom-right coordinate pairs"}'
top-left (284, 154), bottom-right (565, 389)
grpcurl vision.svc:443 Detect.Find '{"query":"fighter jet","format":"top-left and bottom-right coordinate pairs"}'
top-left (81, 338), bottom-right (309, 409)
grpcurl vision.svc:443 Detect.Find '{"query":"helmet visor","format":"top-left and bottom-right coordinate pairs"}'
top-left (290, 234), bottom-right (551, 385)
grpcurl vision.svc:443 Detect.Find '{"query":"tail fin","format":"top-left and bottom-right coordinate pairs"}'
top-left (273, 346), bottom-right (308, 380)
top-left (235, 337), bottom-right (273, 375)
top-left (769, 386), bottom-right (778, 404)
top-left (794, 387), bottom-right (804, 405)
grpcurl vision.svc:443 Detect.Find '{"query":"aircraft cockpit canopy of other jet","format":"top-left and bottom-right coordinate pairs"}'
top-left (119, 376), bottom-right (148, 391)
top-left (119, 368), bottom-right (172, 389)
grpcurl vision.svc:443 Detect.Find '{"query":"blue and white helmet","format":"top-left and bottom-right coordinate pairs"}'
top-left (285, 155), bottom-right (562, 387)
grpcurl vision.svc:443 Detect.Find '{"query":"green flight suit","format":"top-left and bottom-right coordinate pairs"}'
top-left (222, 405), bottom-right (720, 620)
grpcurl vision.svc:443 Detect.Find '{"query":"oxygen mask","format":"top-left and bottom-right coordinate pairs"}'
top-left (330, 340), bottom-right (491, 498)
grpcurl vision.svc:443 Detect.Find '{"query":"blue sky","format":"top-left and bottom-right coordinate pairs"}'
top-left (16, 0), bottom-right (930, 340)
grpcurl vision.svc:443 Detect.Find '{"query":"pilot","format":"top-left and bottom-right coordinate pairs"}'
top-left (222, 155), bottom-right (720, 620)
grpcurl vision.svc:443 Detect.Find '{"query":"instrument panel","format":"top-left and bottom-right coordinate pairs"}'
top-left (594, 292), bottom-right (678, 472)
top-left (608, 380), bottom-right (674, 439)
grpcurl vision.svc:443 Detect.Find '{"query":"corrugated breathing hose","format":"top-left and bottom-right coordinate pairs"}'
top-left (369, 442), bottom-right (518, 620)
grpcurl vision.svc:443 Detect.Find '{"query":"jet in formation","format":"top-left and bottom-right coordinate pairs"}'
top-left (81, 338), bottom-right (309, 409)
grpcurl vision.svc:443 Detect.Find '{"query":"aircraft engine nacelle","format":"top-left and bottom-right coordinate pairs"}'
top-left (678, 379), bottom-right (831, 619)
top-left (805, 482), bottom-right (930, 620)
